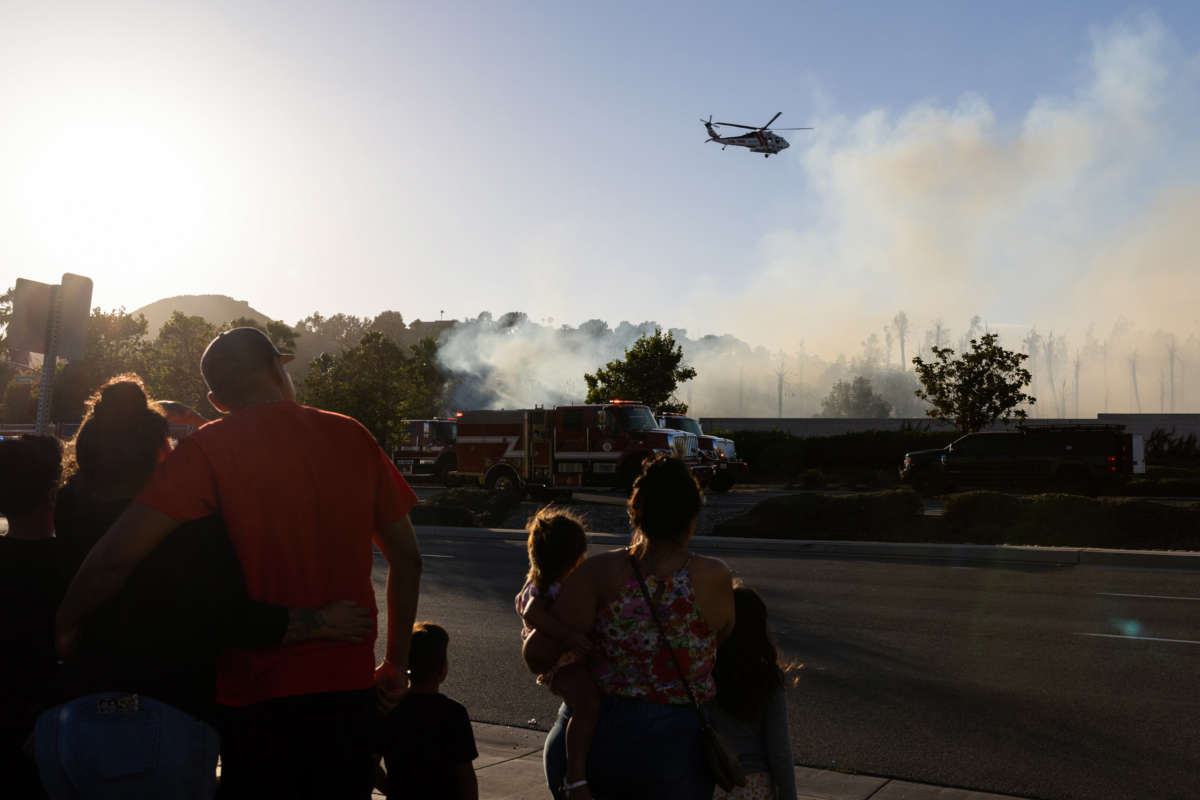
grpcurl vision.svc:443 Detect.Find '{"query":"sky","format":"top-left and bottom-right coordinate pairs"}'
top-left (2, 1), bottom-right (1198, 358)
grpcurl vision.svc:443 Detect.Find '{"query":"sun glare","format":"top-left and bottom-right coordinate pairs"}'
top-left (21, 115), bottom-right (214, 285)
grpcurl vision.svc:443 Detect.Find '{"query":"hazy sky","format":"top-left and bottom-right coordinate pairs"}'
top-left (2, 1), bottom-right (1198, 354)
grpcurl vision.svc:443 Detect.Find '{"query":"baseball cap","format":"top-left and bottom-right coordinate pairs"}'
top-left (200, 327), bottom-right (294, 398)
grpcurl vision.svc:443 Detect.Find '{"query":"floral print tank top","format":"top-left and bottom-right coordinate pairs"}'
top-left (590, 557), bottom-right (717, 705)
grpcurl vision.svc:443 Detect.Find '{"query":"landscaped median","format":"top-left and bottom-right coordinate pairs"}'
top-left (712, 489), bottom-right (1200, 551)
top-left (408, 488), bottom-right (520, 527)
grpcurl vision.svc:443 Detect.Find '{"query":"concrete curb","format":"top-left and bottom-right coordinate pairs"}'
top-left (414, 525), bottom-right (1200, 570)
top-left (464, 720), bottom-right (1034, 800)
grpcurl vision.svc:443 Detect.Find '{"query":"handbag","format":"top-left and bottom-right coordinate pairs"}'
top-left (628, 554), bottom-right (747, 791)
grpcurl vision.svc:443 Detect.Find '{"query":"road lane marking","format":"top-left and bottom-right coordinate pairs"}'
top-left (1074, 632), bottom-right (1200, 645)
top-left (1097, 592), bottom-right (1200, 602)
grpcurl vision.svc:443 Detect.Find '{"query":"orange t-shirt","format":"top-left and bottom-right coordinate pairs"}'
top-left (135, 401), bottom-right (418, 706)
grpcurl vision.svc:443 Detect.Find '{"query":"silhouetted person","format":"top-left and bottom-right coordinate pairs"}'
top-left (57, 329), bottom-right (423, 799)
top-left (35, 375), bottom-right (370, 799)
top-left (0, 435), bottom-right (64, 799)
top-left (373, 622), bottom-right (478, 799)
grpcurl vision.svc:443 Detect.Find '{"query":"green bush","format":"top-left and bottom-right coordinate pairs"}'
top-left (713, 489), bottom-right (923, 540)
top-left (410, 488), bottom-right (519, 527)
top-left (943, 491), bottom-right (1200, 550)
top-left (1118, 478), bottom-right (1200, 497)
top-left (941, 491), bottom-right (1023, 544)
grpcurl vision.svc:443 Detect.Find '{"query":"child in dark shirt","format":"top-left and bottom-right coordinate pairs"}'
top-left (374, 622), bottom-right (478, 800)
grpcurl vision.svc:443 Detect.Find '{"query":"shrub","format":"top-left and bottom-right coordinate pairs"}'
top-left (410, 488), bottom-right (520, 527)
top-left (941, 491), bottom-right (1023, 545)
top-left (713, 490), bottom-right (923, 540)
top-left (944, 491), bottom-right (1200, 550)
top-left (1145, 429), bottom-right (1200, 467)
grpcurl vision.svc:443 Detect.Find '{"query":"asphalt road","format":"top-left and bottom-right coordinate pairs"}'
top-left (372, 533), bottom-right (1200, 800)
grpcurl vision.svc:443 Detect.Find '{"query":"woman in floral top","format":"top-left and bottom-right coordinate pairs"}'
top-left (524, 455), bottom-right (735, 799)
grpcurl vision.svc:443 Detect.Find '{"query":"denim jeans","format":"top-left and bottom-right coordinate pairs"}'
top-left (34, 693), bottom-right (220, 800)
top-left (544, 695), bottom-right (714, 800)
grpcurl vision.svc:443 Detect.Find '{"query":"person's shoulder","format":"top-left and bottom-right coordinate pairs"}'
top-left (302, 405), bottom-right (382, 443)
top-left (574, 548), bottom-right (629, 579)
top-left (688, 552), bottom-right (733, 580)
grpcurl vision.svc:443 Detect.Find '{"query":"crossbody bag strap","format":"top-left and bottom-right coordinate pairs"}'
top-left (628, 553), bottom-right (703, 713)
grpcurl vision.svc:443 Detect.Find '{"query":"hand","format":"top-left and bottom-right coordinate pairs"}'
top-left (375, 659), bottom-right (408, 713)
top-left (565, 630), bottom-right (593, 654)
top-left (315, 600), bottom-right (373, 643)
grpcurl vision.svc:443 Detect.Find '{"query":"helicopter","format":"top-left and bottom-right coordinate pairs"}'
top-left (702, 112), bottom-right (812, 157)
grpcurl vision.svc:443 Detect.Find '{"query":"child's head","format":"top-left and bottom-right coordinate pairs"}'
top-left (525, 506), bottom-right (588, 593)
top-left (714, 584), bottom-right (783, 721)
top-left (408, 621), bottom-right (450, 687)
top-left (0, 435), bottom-right (62, 530)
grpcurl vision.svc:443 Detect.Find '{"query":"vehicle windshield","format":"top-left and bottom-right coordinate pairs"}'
top-left (614, 405), bottom-right (658, 432)
top-left (662, 416), bottom-right (702, 436)
top-left (431, 421), bottom-right (457, 444)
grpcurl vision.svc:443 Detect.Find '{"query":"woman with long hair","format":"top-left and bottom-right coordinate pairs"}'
top-left (524, 454), bottom-right (736, 799)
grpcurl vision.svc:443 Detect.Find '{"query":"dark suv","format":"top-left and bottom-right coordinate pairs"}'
top-left (900, 425), bottom-right (1142, 494)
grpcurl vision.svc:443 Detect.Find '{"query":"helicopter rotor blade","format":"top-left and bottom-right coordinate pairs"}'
top-left (714, 122), bottom-right (758, 130)
top-left (761, 112), bottom-right (782, 130)
top-left (765, 127), bottom-right (814, 131)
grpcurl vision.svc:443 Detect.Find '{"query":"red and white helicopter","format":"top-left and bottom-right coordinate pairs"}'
top-left (702, 112), bottom-right (812, 158)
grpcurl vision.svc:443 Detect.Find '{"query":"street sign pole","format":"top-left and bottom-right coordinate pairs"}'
top-left (34, 285), bottom-right (62, 436)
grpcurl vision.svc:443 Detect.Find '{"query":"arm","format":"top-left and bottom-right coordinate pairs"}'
top-left (762, 683), bottom-right (797, 800)
top-left (522, 596), bottom-right (592, 653)
top-left (523, 555), bottom-right (606, 675)
top-left (454, 763), bottom-right (479, 800)
top-left (56, 503), bottom-right (180, 656)
top-left (280, 601), bottom-right (373, 646)
top-left (374, 515), bottom-right (423, 703)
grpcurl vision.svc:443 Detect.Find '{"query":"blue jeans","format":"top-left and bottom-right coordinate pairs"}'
top-left (544, 696), bottom-right (714, 800)
top-left (35, 693), bottom-right (220, 800)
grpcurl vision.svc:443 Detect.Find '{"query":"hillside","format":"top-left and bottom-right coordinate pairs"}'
top-left (132, 295), bottom-right (272, 337)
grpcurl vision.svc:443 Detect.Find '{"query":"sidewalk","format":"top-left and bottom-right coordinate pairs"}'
top-left (394, 721), bottom-right (1035, 800)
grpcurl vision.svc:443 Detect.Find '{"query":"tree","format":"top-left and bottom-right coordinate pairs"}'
top-left (820, 376), bottom-right (892, 418)
top-left (228, 316), bottom-right (299, 352)
top-left (370, 310), bottom-right (407, 344)
top-left (144, 312), bottom-right (218, 414)
top-left (912, 333), bottom-right (1036, 432)
top-left (298, 332), bottom-right (446, 448)
top-left (52, 308), bottom-right (150, 422)
top-left (584, 329), bottom-right (696, 413)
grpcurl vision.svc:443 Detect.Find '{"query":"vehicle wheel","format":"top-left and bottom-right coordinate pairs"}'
top-left (710, 472), bottom-right (734, 493)
top-left (486, 467), bottom-right (524, 503)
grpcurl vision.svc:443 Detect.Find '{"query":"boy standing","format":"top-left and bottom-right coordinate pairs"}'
top-left (374, 622), bottom-right (478, 799)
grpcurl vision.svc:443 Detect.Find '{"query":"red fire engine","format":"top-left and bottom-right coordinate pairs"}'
top-left (392, 418), bottom-right (458, 484)
top-left (452, 401), bottom-right (709, 499)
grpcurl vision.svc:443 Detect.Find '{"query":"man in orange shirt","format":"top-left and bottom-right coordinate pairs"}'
top-left (57, 328), bottom-right (423, 798)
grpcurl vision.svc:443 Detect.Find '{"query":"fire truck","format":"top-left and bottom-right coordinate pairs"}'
top-left (656, 412), bottom-right (748, 492)
top-left (392, 418), bottom-right (458, 484)
top-left (452, 401), bottom-right (708, 500)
